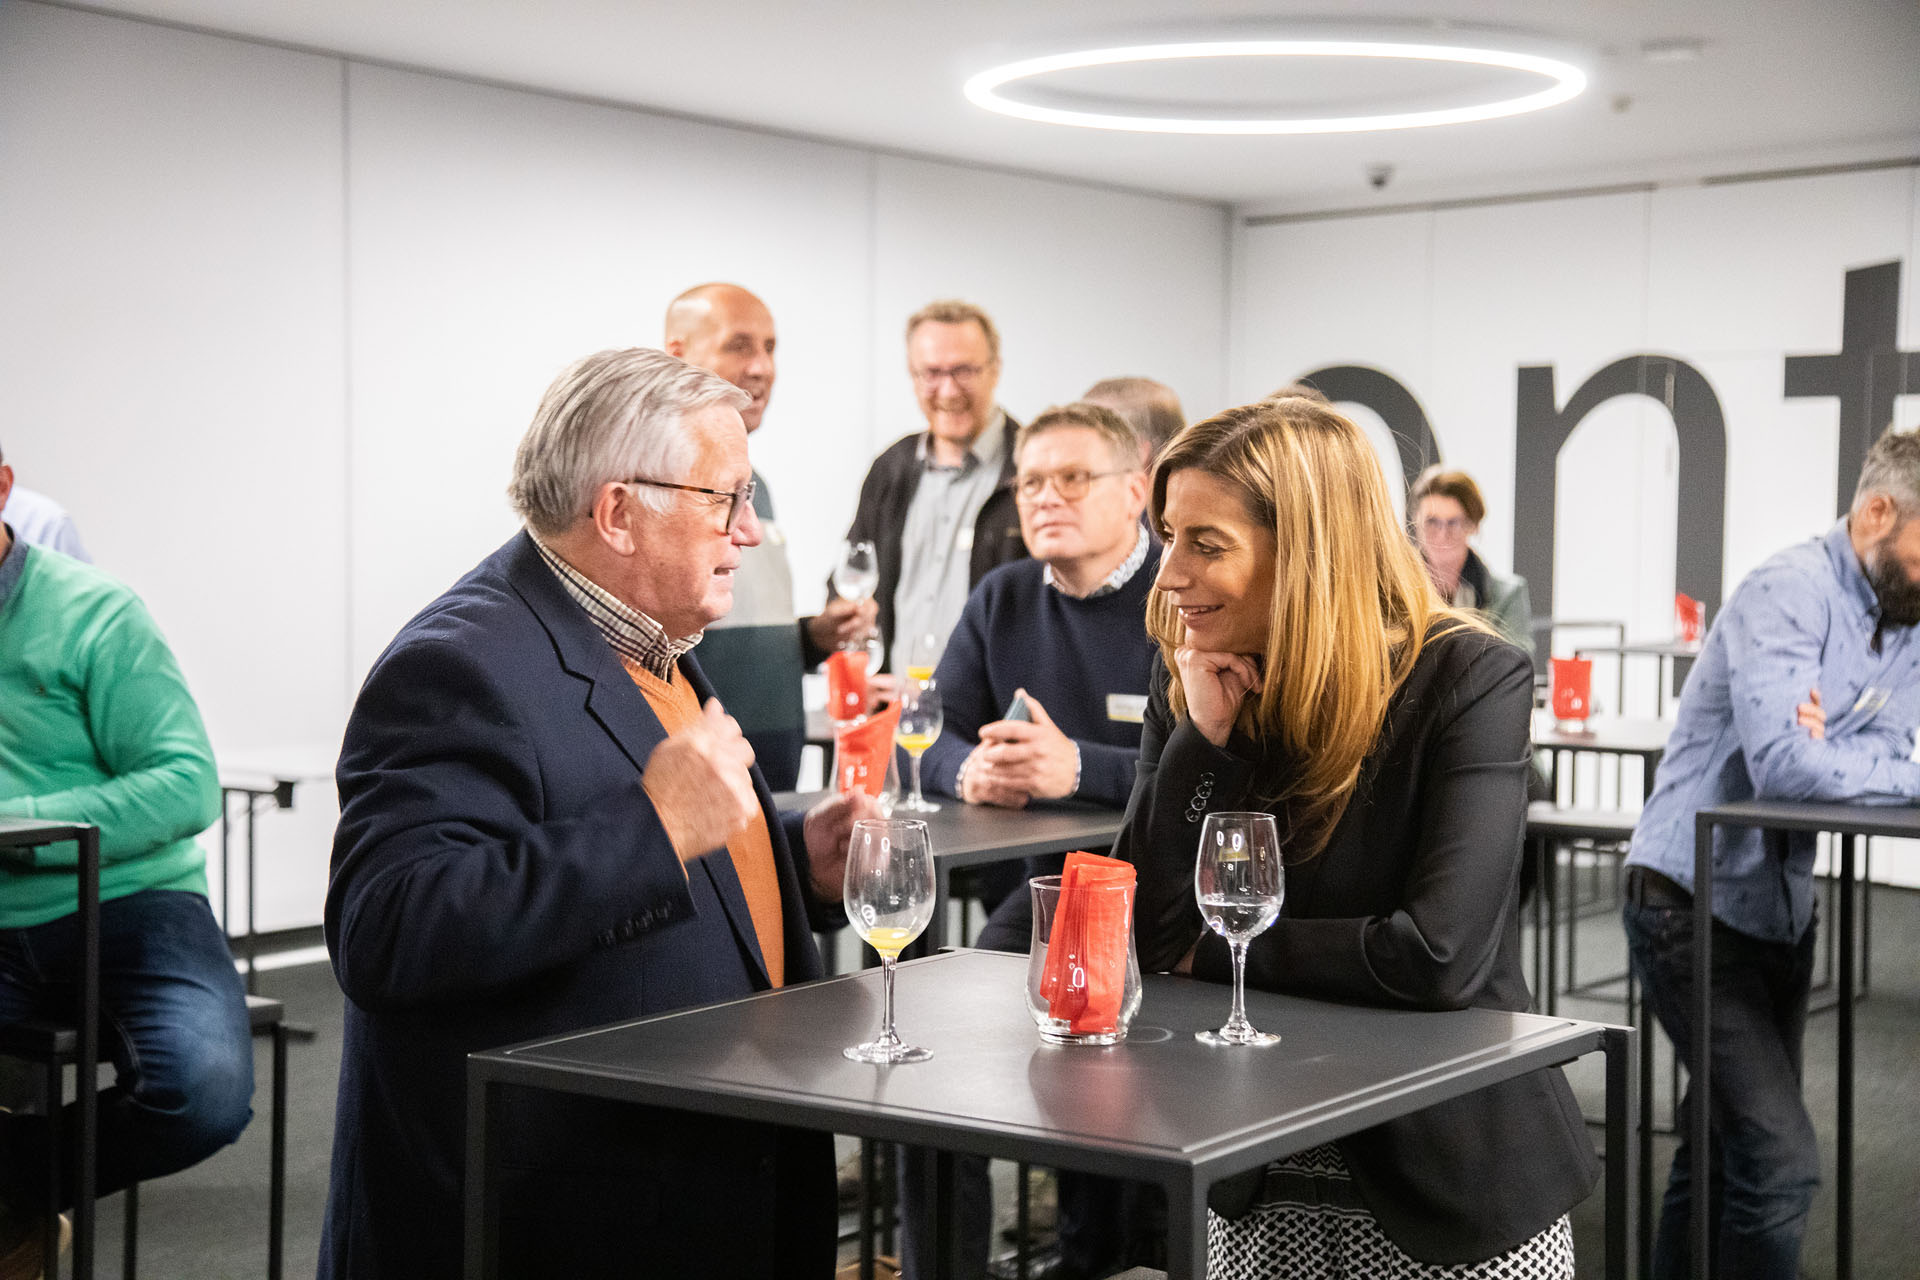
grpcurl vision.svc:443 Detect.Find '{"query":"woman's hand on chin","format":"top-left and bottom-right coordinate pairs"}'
top-left (1174, 645), bottom-right (1263, 747)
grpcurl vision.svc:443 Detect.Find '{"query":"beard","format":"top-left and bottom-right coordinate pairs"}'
top-left (1865, 531), bottom-right (1920, 628)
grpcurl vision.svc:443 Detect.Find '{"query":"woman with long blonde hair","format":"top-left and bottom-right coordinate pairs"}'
top-left (1116, 397), bottom-right (1594, 1279)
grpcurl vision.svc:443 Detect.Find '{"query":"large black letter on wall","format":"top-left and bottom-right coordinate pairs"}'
top-left (1513, 356), bottom-right (1728, 623)
top-left (1783, 260), bottom-right (1920, 514)
top-left (1298, 365), bottom-right (1443, 496)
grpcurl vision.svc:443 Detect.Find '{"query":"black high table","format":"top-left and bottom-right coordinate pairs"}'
top-left (466, 950), bottom-right (1635, 1280)
top-left (775, 791), bottom-right (1125, 948)
top-left (0, 817), bottom-right (101, 1280)
top-left (1689, 799), bottom-right (1920, 1280)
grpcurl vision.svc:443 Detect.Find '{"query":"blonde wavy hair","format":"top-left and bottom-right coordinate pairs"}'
top-left (1147, 397), bottom-right (1483, 856)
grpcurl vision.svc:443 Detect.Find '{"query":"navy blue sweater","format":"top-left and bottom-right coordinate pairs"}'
top-left (922, 547), bottom-right (1160, 807)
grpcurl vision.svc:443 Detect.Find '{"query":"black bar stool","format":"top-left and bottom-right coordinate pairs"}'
top-left (0, 818), bottom-right (101, 1280)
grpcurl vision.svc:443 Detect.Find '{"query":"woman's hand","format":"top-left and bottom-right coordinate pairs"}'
top-left (1174, 646), bottom-right (1263, 747)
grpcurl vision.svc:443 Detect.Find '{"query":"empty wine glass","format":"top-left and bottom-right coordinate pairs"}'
top-left (832, 540), bottom-right (881, 654)
top-left (894, 679), bottom-right (943, 813)
top-left (1193, 811), bottom-right (1284, 1047)
top-left (843, 818), bottom-right (936, 1064)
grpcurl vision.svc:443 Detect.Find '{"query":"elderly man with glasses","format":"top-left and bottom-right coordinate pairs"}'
top-left (320, 348), bottom-right (878, 1280)
top-left (837, 299), bottom-right (1028, 674)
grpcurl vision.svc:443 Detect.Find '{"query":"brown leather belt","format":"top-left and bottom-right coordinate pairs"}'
top-left (1625, 865), bottom-right (1692, 908)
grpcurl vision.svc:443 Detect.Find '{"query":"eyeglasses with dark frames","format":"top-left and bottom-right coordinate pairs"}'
top-left (625, 476), bottom-right (757, 533)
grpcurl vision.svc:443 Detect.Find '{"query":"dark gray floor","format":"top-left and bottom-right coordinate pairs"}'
top-left (88, 882), bottom-right (1920, 1279)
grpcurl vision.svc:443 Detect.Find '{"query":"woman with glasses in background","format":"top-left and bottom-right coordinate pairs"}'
top-left (1408, 466), bottom-right (1532, 653)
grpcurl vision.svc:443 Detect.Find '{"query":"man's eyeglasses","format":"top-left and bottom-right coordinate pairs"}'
top-left (625, 476), bottom-right (756, 533)
top-left (1419, 516), bottom-right (1470, 539)
top-left (910, 362), bottom-right (991, 389)
top-left (1013, 468), bottom-right (1131, 504)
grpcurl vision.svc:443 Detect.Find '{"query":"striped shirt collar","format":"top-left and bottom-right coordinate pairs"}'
top-left (1043, 522), bottom-right (1150, 599)
top-left (529, 532), bottom-right (700, 681)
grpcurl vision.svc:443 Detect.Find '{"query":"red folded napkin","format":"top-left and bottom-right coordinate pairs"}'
top-left (1674, 593), bottom-right (1704, 645)
top-left (1041, 850), bottom-right (1136, 1034)
top-left (826, 649), bottom-right (870, 722)
top-left (833, 702), bottom-right (900, 799)
top-left (1551, 656), bottom-right (1592, 721)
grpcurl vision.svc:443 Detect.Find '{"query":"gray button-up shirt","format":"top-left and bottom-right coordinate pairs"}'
top-left (1627, 519), bottom-right (1920, 943)
top-left (890, 411), bottom-right (1008, 673)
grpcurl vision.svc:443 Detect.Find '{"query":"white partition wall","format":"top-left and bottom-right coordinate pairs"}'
top-left (1231, 164), bottom-right (1920, 879)
top-left (0, 2), bottom-right (1229, 931)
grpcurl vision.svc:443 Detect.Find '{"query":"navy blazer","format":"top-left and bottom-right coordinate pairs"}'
top-left (320, 532), bottom-right (837, 1279)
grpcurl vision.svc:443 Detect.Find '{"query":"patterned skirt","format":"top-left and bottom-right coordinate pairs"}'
top-left (1205, 1143), bottom-right (1575, 1280)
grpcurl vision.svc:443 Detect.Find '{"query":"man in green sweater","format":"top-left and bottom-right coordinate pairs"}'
top-left (0, 447), bottom-right (253, 1275)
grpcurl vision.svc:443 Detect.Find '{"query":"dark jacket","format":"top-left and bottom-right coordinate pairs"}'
top-left (321, 532), bottom-right (837, 1279)
top-left (842, 423), bottom-right (1028, 669)
top-left (1117, 624), bottom-right (1597, 1265)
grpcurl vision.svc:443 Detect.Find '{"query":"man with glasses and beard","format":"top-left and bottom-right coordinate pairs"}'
top-left (1622, 425), bottom-right (1920, 1280)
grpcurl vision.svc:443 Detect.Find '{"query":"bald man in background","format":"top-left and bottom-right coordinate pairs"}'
top-left (1081, 376), bottom-right (1184, 466)
top-left (664, 284), bottom-right (872, 789)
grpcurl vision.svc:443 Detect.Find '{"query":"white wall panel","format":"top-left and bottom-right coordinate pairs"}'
top-left (345, 64), bottom-right (877, 661)
top-left (1231, 212), bottom-right (1433, 404)
top-left (1428, 192), bottom-right (1651, 573)
top-left (0, 3), bottom-right (347, 931)
top-left (869, 157), bottom-right (1229, 451)
top-left (1648, 169), bottom-right (1914, 358)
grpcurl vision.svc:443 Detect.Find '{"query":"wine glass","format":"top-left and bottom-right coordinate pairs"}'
top-left (832, 540), bottom-right (880, 654)
top-left (1193, 811), bottom-right (1284, 1046)
top-left (894, 679), bottom-right (943, 813)
top-left (904, 630), bottom-right (941, 683)
top-left (843, 818), bottom-right (936, 1064)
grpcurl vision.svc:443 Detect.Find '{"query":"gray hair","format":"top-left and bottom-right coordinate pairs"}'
top-left (1852, 425), bottom-right (1920, 519)
top-left (507, 348), bottom-right (748, 535)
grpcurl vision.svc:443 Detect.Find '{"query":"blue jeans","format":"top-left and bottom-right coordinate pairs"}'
top-left (1622, 897), bottom-right (1819, 1280)
top-left (0, 889), bottom-right (253, 1209)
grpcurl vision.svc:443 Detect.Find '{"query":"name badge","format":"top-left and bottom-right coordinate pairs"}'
top-left (956, 525), bottom-right (975, 552)
top-left (1107, 693), bottom-right (1148, 723)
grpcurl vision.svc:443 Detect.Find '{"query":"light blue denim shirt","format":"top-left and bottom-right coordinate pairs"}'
top-left (1627, 519), bottom-right (1920, 943)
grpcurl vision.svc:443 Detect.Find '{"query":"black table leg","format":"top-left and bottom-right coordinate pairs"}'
top-left (932, 1149), bottom-right (957, 1280)
top-left (1165, 1177), bottom-right (1203, 1280)
top-left (76, 826), bottom-right (98, 1280)
top-left (1691, 813), bottom-right (1714, 1280)
top-left (462, 1070), bottom-right (502, 1280)
top-left (1634, 965), bottom-right (1653, 1274)
top-left (1837, 833), bottom-right (1855, 1280)
top-left (1603, 1024), bottom-right (1635, 1280)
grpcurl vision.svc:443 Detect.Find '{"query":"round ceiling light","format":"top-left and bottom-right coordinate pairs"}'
top-left (963, 40), bottom-right (1589, 135)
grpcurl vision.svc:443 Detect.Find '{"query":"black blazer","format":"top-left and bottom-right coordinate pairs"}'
top-left (842, 423), bottom-right (1028, 669)
top-left (1117, 624), bottom-right (1598, 1265)
top-left (320, 532), bottom-right (837, 1279)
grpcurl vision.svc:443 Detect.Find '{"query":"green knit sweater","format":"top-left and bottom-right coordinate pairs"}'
top-left (0, 542), bottom-right (217, 927)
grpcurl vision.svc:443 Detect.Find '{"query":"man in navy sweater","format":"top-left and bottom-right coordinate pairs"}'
top-left (920, 401), bottom-right (1157, 817)
top-left (901, 402), bottom-right (1161, 1280)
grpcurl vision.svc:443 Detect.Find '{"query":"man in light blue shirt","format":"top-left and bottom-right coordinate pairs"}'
top-left (1623, 426), bottom-right (1920, 1279)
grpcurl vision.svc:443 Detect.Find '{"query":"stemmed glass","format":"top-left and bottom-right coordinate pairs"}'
top-left (1193, 811), bottom-right (1284, 1046)
top-left (893, 679), bottom-right (943, 813)
top-left (843, 818), bottom-right (936, 1064)
top-left (832, 540), bottom-right (882, 663)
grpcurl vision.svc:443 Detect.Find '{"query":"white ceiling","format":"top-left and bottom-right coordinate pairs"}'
top-left (66, 0), bottom-right (1920, 209)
